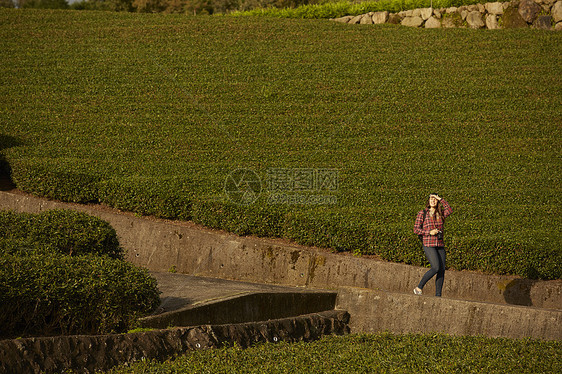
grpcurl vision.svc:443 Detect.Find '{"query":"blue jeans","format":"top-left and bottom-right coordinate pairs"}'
top-left (417, 246), bottom-right (446, 297)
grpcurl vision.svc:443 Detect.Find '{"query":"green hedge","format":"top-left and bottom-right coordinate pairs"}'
top-left (0, 209), bottom-right (123, 259)
top-left (0, 251), bottom-right (160, 338)
top-left (282, 209), bottom-right (372, 253)
top-left (108, 333), bottom-right (562, 373)
top-left (228, 0), bottom-right (488, 18)
top-left (0, 209), bottom-right (160, 338)
top-left (191, 199), bottom-right (288, 237)
top-left (9, 159), bottom-right (194, 220)
top-left (2, 179), bottom-right (560, 279)
top-left (9, 158), bottom-right (102, 204)
top-left (190, 200), bottom-right (562, 280)
top-left (99, 176), bottom-right (194, 221)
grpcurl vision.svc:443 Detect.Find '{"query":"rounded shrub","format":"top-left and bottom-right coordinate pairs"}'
top-left (0, 210), bottom-right (33, 240)
top-left (0, 251), bottom-right (160, 339)
top-left (0, 209), bottom-right (123, 259)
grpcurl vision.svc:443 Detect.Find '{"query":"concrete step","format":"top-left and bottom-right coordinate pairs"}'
top-left (140, 272), bottom-right (338, 329)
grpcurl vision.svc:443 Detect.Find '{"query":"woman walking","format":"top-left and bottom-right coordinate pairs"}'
top-left (413, 193), bottom-right (452, 297)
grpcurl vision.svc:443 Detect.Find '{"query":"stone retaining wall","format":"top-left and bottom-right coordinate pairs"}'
top-left (0, 310), bottom-right (350, 374)
top-left (336, 287), bottom-right (562, 340)
top-left (332, 0), bottom-right (562, 30)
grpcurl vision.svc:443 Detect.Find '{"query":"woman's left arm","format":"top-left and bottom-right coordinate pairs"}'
top-left (440, 198), bottom-right (453, 218)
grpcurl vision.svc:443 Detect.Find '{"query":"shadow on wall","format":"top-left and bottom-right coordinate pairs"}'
top-left (503, 278), bottom-right (539, 307)
top-left (150, 296), bottom-right (196, 316)
top-left (0, 134), bottom-right (23, 191)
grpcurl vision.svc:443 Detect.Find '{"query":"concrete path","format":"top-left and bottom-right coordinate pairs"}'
top-left (142, 272), bottom-right (338, 329)
top-left (150, 272), bottom-right (314, 314)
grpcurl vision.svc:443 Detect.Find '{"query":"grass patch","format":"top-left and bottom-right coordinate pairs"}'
top-left (1, 9), bottom-right (561, 279)
top-left (106, 332), bottom-right (562, 373)
top-left (227, 0), bottom-right (487, 18)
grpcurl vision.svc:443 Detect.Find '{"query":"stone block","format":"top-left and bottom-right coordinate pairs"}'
top-left (533, 15), bottom-right (553, 28)
top-left (486, 14), bottom-right (501, 29)
top-left (372, 11), bottom-right (389, 24)
top-left (348, 15), bottom-right (364, 24)
top-left (332, 16), bottom-right (353, 23)
top-left (486, 2), bottom-right (505, 14)
top-left (442, 13), bottom-right (465, 28)
top-left (553, 1), bottom-right (562, 22)
top-left (425, 16), bottom-right (442, 28)
top-left (387, 14), bottom-right (403, 24)
top-left (519, 0), bottom-right (543, 23)
top-left (466, 11), bottom-right (485, 28)
top-left (420, 7), bottom-right (434, 20)
top-left (401, 16), bottom-right (424, 27)
top-left (360, 14), bottom-right (373, 24)
top-left (502, 6), bottom-right (529, 27)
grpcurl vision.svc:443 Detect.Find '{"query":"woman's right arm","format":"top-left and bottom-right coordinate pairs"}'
top-left (413, 210), bottom-right (426, 236)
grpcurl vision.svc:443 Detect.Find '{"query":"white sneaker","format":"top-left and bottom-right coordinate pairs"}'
top-left (413, 287), bottom-right (422, 295)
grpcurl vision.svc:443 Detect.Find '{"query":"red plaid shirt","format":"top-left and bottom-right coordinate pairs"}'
top-left (413, 199), bottom-right (452, 247)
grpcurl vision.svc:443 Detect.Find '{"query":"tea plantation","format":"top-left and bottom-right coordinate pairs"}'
top-left (1, 9), bottom-right (561, 280)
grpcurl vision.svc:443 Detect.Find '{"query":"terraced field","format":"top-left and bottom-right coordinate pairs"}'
top-left (1, 9), bottom-right (561, 278)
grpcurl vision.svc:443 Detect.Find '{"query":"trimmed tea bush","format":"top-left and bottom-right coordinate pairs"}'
top-left (8, 158), bottom-right (103, 204)
top-left (99, 176), bottom-right (194, 220)
top-left (282, 208), bottom-right (372, 253)
top-left (0, 210), bottom-right (33, 240)
top-left (0, 209), bottom-right (160, 338)
top-left (107, 332), bottom-right (562, 373)
top-left (0, 251), bottom-right (160, 338)
top-left (191, 199), bottom-right (288, 237)
top-left (0, 209), bottom-right (123, 259)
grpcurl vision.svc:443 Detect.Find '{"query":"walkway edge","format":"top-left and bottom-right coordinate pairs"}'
top-left (336, 287), bottom-right (562, 341)
top-left (0, 310), bottom-right (350, 374)
top-left (139, 291), bottom-right (338, 329)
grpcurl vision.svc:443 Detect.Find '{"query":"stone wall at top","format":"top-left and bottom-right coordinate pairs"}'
top-left (332, 0), bottom-right (562, 30)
